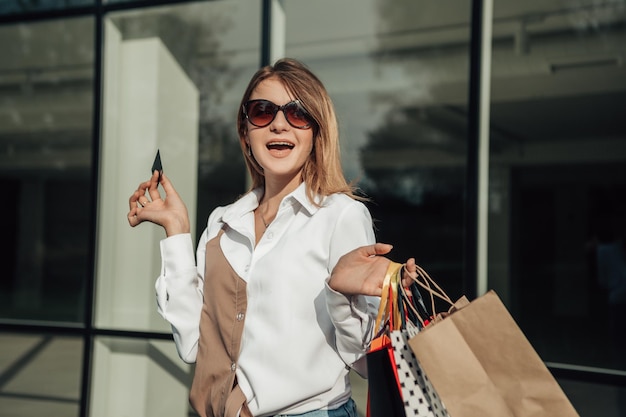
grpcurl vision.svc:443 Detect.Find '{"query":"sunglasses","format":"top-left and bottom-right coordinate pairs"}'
top-left (243, 99), bottom-right (314, 129)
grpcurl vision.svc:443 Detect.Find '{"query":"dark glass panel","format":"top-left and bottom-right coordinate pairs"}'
top-left (0, 17), bottom-right (94, 323)
top-left (0, 0), bottom-right (92, 16)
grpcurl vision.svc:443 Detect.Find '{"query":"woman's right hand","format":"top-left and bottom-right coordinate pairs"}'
top-left (127, 171), bottom-right (190, 237)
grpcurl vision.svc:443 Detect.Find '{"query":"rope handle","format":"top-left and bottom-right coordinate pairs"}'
top-left (374, 260), bottom-right (454, 333)
top-left (407, 264), bottom-right (454, 319)
top-left (399, 283), bottom-right (425, 327)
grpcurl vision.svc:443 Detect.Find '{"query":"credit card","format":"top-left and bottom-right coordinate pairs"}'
top-left (151, 149), bottom-right (163, 183)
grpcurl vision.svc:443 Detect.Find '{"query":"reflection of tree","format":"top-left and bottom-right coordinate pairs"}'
top-left (352, 1), bottom-right (469, 298)
top-left (360, 105), bottom-right (466, 214)
top-left (196, 117), bottom-right (246, 239)
top-left (359, 102), bottom-right (465, 299)
top-left (360, 106), bottom-right (466, 204)
top-left (365, 0), bottom-right (468, 208)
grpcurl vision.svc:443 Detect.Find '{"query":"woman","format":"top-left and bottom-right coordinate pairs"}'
top-left (128, 58), bottom-right (416, 417)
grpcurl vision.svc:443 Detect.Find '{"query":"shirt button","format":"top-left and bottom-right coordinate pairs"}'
top-left (236, 312), bottom-right (245, 321)
top-left (244, 265), bottom-right (249, 272)
top-left (230, 362), bottom-right (236, 372)
top-left (267, 232), bottom-right (274, 239)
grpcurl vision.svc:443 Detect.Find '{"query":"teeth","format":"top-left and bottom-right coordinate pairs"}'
top-left (267, 141), bottom-right (295, 148)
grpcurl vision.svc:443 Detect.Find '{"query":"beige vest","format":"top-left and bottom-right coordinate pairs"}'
top-left (189, 230), bottom-right (251, 417)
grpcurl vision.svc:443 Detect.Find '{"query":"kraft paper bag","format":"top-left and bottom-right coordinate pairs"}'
top-left (408, 290), bottom-right (579, 417)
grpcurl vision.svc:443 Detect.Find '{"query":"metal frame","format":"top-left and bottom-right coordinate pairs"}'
top-left (465, 0), bottom-right (483, 301)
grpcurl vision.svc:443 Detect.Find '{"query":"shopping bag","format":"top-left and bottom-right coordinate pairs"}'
top-left (366, 262), bottom-right (450, 417)
top-left (366, 332), bottom-right (405, 417)
top-left (390, 329), bottom-right (449, 417)
top-left (408, 290), bottom-right (580, 417)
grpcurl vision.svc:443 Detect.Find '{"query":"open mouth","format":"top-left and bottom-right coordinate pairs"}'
top-left (267, 141), bottom-right (295, 151)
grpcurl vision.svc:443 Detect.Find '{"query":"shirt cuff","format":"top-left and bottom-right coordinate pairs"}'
top-left (160, 233), bottom-right (196, 276)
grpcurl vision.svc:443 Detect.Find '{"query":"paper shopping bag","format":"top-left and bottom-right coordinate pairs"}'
top-left (408, 290), bottom-right (579, 417)
top-left (367, 333), bottom-right (406, 417)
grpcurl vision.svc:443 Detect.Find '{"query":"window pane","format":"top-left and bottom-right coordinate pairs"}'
top-left (0, 0), bottom-right (92, 16)
top-left (284, 0), bottom-right (471, 414)
top-left (560, 377), bottom-right (626, 417)
top-left (0, 333), bottom-right (82, 417)
top-left (0, 17), bottom-right (94, 323)
top-left (489, 0), bottom-right (626, 399)
top-left (96, 1), bottom-right (259, 332)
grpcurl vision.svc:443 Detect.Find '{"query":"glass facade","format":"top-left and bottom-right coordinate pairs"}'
top-left (0, 1), bottom-right (624, 416)
top-left (0, 1), bottom-right (93, 16)
top-left (0, 16), bottom-right (94, 323)
top-left (488, 0), bottom-right (626, 371)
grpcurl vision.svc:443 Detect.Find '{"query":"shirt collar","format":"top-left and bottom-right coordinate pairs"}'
top-left (220, 182), bottom-right (322, 226)
top-left (287, 182), bottom-right (322, 216)
top-left (219, 189), bottom-right (261, 226)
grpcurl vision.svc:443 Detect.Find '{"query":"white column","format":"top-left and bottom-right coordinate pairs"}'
top-left (91, 338), bottom-right (189, 417)
top-left (91, 20), bottom-right (197, 417)
top-left (269, 0), bottom-right (286, 63)
top-left (477, 0), bottom-right (493, 297)
top-left (96, 22), bottom-right (198, 330)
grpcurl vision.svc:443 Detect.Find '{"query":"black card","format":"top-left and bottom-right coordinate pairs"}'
top-left (151, 149), bottom-right (163, 183)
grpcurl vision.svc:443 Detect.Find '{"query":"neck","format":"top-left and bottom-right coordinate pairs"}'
top-left (262, 174), bottom-right (302, 204)
top-left (257, 177), bottom-right (302, 223)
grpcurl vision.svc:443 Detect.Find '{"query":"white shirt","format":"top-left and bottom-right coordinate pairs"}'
top-left (155, 182), bottom-right (378, 416)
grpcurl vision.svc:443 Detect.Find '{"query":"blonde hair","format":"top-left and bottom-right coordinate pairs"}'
top-left (237, 58), bottom-right (360, 203)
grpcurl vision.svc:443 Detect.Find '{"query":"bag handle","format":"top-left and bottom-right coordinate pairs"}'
top-left (390, 265), bottom-right (402, 330)
top-left (407, 263), bottom-right (455, 322)
top-left (375, 261), bottom-right (456, 332)
top-left (374, 261), bottom-right (402, 333)
top-left (375, 262), bottom-right (432, 331)
top-left (399, 282), bottom-right (426, 327)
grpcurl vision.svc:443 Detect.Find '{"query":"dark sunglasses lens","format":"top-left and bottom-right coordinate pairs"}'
top-left (284, 102), bottom-right (311, 128)
top-left (246, 100), bottom-right (277, 127)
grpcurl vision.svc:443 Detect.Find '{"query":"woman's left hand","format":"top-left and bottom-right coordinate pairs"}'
top-left (127, 171), bottom-right (190, 236)
top-left (329, 243), bottom-right (417, 296)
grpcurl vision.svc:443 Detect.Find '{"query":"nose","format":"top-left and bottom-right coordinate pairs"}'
top-left (269, 108), bottom-right (290, 131)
